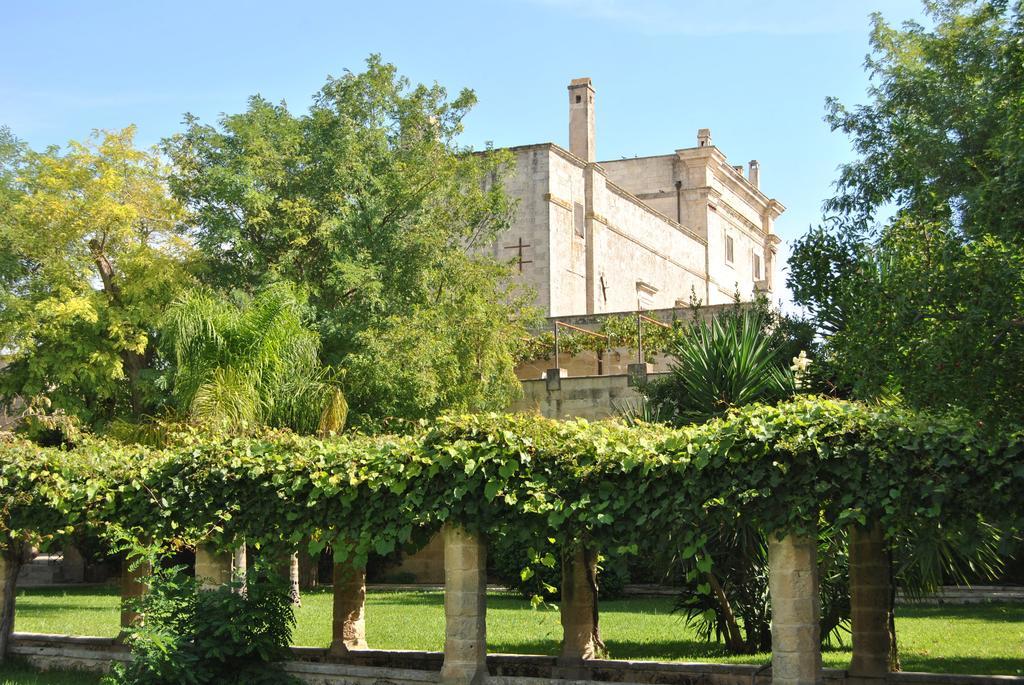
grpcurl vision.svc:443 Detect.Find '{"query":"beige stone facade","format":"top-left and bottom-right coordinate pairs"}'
top-left (491, 78), bottom-right (784, 317)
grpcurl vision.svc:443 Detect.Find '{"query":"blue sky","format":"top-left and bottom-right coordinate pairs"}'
top-left (2, 0), bottom-right (926, 305)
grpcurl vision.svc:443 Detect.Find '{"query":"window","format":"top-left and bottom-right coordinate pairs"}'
top-left (573, 202), bottom-right (585, 238)
top-left (753, 253), bottom-right (762, 280)
top-left (725, 234), bottom-right (735, 264)
top-left (636, 280), bottom-right (658, 310)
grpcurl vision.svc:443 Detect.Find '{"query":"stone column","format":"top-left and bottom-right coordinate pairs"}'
top-left (231, 544), bottom-right (247, 594)
top-left (119, 555), bottom-right (151, 635)
top-left (194, 545), bottom-right (232, 590)
top-left (329, 561), bottom-right (368, 655)
top-left (559, 546), bottom-right (602, 663)
top-left (848, 522), bottom-right (892, 681)
top-left (0, 550), bottom-right (19, 659)
top-left (439, 524), bottom-right (487, 685)
top-left (61, 544), bottom-right (85, 583)
top-left (768, 531), bottom-right (821, 685)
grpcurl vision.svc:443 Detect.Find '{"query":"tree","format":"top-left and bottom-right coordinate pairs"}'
top-left (159, 283), bottom-right (346, 436)
top-left (0, 127), bottom-right (191, 428)
top-left (789, 0), bottom-right (1024, 423)
top-left (788, 1), bottom-right (1024, 671)
top-left (164, 56), bottom-right (529, 428)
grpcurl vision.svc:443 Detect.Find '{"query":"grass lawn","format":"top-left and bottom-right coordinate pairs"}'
top-left (0, 661), bottom-right (101, 685)
top-left (11, 586), bottom-right (1024, 676)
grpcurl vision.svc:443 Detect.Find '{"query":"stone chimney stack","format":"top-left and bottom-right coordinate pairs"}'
top-left (568, 77), bottom-right (595, 161)
top-left (749, 160), bottom-right (760, 189)
top-left (697, 128), bottom-right (712, 147)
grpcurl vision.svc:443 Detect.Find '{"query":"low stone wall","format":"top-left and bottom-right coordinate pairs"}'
top-left (511, 373), bottom-right (658, 421)
top-left (10, 634), bottom-right (1024, 685)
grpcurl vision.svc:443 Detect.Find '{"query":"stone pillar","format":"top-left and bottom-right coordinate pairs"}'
top-left (0, 550), bottom-right (19, 659)
top-left (299, 551), bottom-right (319, 590)
top-left (329, 562), bottom-right (368, 655)
top-left (119, 555), bottom-right (151, 634)
top-left (61, 544), bottom-right (85, 583)
top-left (768, 532), bottom-right (821, 685)
top-left (231, 544), bottom-right (247, 594)
top-left (439, 524), bottom-right (487, 685)
top-left (848, 523), bottom-right (892, 681)
top-left (194, 545), bottom-right (232, 590)
top-left (559, 546), bottom-right (602, 664)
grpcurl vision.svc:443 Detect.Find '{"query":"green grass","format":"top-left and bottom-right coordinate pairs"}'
top-left (0, 661), bottom-right (101, 685)
top-left (11, 587), bottom-right (1024, 676)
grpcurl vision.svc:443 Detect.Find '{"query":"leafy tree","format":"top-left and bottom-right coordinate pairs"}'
top-left (788, 1), bottom-right (1024, 669)
top-left (164, 56), bottom-right (529, 428)
top-left (0, 127), bottom-right (191, 428)
top-left (159, 283), bottom-right (346, 435)
top-left (789, 0), bottom-right (1024, 422)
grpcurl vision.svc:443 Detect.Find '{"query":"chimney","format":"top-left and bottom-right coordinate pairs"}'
top-left (749, 160), bottom-right (760, 189)
top-left (568, 77), bottom-right (595, 161)
top-left (697, 128), bottom-right (712, 147)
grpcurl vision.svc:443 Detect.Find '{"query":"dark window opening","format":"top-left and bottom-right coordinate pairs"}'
top-left (575, 95), bottom-right (581, 103)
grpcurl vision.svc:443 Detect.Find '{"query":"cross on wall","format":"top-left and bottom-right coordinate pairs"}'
top-left (503, 237), bottom-right (532, 272)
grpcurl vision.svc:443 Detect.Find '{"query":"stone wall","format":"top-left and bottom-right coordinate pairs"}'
top-left (11, 634), bottom-right (1022, 685)
top-left (601, 139), bottom-right (783, 307)
top-left (489, 145), bottom-right (556, 316)
top-left (589, 174), bottom-right (708, 312)
top-left (510, 373), bottom-right (655, 421)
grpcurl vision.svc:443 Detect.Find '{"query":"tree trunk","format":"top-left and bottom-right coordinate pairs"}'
top-left (706, 570), bottom-right (747, 654)
top-left (0, 546), bottom-right (24, 663)
top-left (558, 545), bottom-right (605, 663)
top-left (89, 239), bottom-right (149, 416)
top-left (288, 553), bottom-right (301, 606)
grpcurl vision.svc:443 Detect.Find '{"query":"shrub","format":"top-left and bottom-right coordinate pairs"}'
top-left (107, 545), bottom-right (297, 685)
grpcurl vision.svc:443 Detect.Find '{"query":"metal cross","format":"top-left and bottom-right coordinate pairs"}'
top-left (503, 237), bottom-right (532, 272)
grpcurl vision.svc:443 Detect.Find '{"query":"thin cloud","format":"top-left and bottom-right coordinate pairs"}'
top-left (521, 0), bottom-right (922, 37)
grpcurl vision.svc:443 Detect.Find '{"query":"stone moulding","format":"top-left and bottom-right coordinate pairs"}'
top-left (9, 634), bottom-right (1024, 685)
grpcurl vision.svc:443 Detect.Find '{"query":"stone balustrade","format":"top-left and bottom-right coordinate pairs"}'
top-left (113, 528), bottom-right (832, 685)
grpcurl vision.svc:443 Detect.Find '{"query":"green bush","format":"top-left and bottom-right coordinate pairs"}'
top-left (107, 546), bottom-right (297, 685)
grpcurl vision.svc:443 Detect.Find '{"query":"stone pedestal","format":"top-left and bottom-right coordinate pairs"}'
top-left (546, 368), bottom-right (566, 391)
top-left (329, 562), bottom-right (368, 654)
top-left (559, 546), bottom-right (601, 663)
top-left (439, 524), bottom-right (487, 685)
top-left (848, 523), bottom-right (892, 681)
top-left (627, 362), bottom-right (653, 387)
top-left (194, 545), bottom-right (232, 590)
top-left (119, 555), bottom-right (151, 634)
top-left (768, 532), bottom-right (822, 685)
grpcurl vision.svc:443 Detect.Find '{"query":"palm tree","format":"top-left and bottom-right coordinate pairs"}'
top-left (160, 282), bottom-right (346, 435)
top-left (159, 283), bottom-right (346, 604)
top-left (647, 308), bottom-right (795, 424)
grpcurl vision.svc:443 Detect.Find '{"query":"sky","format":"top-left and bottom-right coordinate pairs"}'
top-left (1, 0), bottom-right (927, 306)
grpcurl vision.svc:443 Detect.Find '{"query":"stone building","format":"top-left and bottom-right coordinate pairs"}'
top-left (490, 78), bottom-right (784, 315)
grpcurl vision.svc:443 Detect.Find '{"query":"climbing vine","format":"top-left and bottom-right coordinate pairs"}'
top-left (514, 313), bottom-right (683, 364)
top-left (1, 398), bottom-right (1022, 579)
